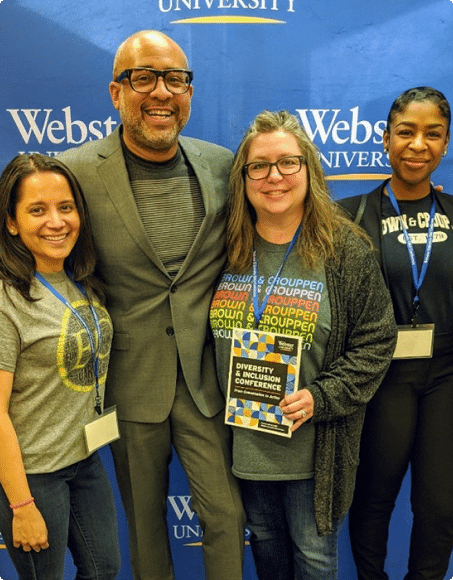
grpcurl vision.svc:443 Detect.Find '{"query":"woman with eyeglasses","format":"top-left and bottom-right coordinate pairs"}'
top-left (209, 110), bottom-right (396, 580)
top-left (341, 87), bottom-right (453, 580)
top-left (0, 153), bottom-right (120, 580)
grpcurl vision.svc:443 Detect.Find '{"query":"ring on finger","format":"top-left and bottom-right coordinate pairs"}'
top-left (300, 410), bottom-right (307, 418)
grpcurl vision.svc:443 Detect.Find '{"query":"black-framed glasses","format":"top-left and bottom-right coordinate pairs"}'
top-left (115, 67), bottom-right (193, 95)
top-left (243, 155), bottom-right (306, 180)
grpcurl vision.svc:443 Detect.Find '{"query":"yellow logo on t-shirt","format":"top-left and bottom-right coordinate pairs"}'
top-left (57, 300), bottom-right (111, 392)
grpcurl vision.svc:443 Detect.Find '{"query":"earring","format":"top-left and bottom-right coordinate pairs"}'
top-left (443, 150), bottom-right (448, 157)
top-left (8, 228), bottom-right (17, 235)
top-left (383, 148), bottom-right (389, 154)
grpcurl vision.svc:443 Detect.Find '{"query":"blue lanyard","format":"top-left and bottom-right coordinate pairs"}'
top-left (34, 272), bottom-right (103, 414)
top-left (252, 224), bottom-right (301, 328)
top-left (386, 184), bottom-right (436, 326)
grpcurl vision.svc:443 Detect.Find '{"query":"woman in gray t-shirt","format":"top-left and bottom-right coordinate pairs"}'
top-left (210, 110), bottom-right (396, 580)
top-left (0, 154), bottom-right (120, 580)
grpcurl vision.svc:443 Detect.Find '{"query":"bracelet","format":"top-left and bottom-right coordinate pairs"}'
top-left (10, 497), bottom-right (34, 510)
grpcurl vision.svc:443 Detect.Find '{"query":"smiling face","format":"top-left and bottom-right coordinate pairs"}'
top-left (245, 130), bottom-right (308, 236)
top-left (109, 31), bottom-right (193, 162)
top-left (383, 100), bottom-right (449, 198)
top-left (7, 171), bottom-right (81, 273)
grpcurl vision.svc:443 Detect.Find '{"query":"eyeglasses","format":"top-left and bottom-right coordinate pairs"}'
top-left (115, 67), bottom-right (193, 95)
top-left (243, 155), bottom-right (306, 180)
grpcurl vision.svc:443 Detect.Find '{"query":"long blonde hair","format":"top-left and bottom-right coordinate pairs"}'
top-left (228, 110), bottom-right (361, 273)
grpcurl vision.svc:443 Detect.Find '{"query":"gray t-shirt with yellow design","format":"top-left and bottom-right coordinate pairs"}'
top-left (0, 271), bottom-right (112, 473)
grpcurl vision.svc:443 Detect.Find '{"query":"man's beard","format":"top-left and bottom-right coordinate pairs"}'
top-left (121, 107), bottom-right (190, 154)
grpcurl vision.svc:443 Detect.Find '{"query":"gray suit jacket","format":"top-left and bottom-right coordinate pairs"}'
top-left (58, 128), bottom-right (233, 422)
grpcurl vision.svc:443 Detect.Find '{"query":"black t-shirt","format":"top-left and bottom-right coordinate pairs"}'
top-left (381, 192), bottom-right (453, 333)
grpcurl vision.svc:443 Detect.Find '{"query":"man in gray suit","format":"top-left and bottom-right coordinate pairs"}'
top-left (58, 30), bottom-right (245, 580)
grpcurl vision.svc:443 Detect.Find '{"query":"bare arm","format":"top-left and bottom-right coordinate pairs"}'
top-left (0, 369), bottom-right (49, 552)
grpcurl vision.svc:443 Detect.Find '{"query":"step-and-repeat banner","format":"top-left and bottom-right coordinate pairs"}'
top-left (1, 0), bottom-right (453, 578)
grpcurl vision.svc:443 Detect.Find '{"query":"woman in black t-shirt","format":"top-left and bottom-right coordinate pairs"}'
top-left (341, 87), bottom-right (453, 580)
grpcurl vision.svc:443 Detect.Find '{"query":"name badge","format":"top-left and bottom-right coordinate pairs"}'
top-left (84, 406), bottom-right (120, 453)
top-left (393, 324), bottom-right (434, 359)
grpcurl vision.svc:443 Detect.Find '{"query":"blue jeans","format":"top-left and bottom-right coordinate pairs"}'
top-left (239, 478), bottom-right (344, 580)
top-left (0, 452), bottom-right (120, 580)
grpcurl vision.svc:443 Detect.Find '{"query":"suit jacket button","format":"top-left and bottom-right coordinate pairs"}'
top-left (166, 326), bottom-right (175, 336)
top-left (170, 285), bottom-right (177, 293)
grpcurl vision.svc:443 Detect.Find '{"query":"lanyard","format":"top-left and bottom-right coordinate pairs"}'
top-left (34, 272), bottom-right (103, 414)
top-left (386, 184), bottom-right (436, 327)
top-left (252, 224), bottom-right (301, 328)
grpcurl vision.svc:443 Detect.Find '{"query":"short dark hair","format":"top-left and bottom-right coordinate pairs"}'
top-left (386, 87), bottom-right (451, 135)
top-left (0, 153), bottom-right (106, 302)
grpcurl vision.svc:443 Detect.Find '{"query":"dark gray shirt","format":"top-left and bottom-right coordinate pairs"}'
top-left (123, 144), bottom-right (205, 278)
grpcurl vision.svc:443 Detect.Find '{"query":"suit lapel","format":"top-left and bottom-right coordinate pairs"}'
top-left (95, 132), bottom-right (170, 277)
top-left (93, 131), bottom-right (224, 281)
top-left (175, 138), bottom-right (219, 281)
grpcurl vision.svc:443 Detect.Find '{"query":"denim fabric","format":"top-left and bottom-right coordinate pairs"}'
top-left (239, 478), bottom-right (345, 580)
top-left (0, 452), bottom-right (120, 580)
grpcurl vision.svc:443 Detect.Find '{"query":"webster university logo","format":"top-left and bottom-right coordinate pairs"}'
top-left (168, 495), bottom-right (203, 544)
top-left (168, 495), bottom-right (250, 545)
top-left (6, 107), bottom-right (118, 156)
top-left (159, 0), bottom-right (296, 24)
top-left (296, 107), bottom-right (391, 176)
top-left (159, 0), bottom-right (295, 8)
top-left (7, 104), bottom-right (390, 176)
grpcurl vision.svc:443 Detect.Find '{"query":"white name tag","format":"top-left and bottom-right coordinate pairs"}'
top-left (84, 406), bottom-right (120, 453)
top-left (393, 324), bottom-right (434, 359)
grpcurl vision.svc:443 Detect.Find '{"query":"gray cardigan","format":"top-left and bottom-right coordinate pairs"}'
top-left (309, 226), bottom-right (396, 535)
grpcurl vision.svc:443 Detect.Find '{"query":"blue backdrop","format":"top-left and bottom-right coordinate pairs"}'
top-left (1, 0), bottom-right (453, 578)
